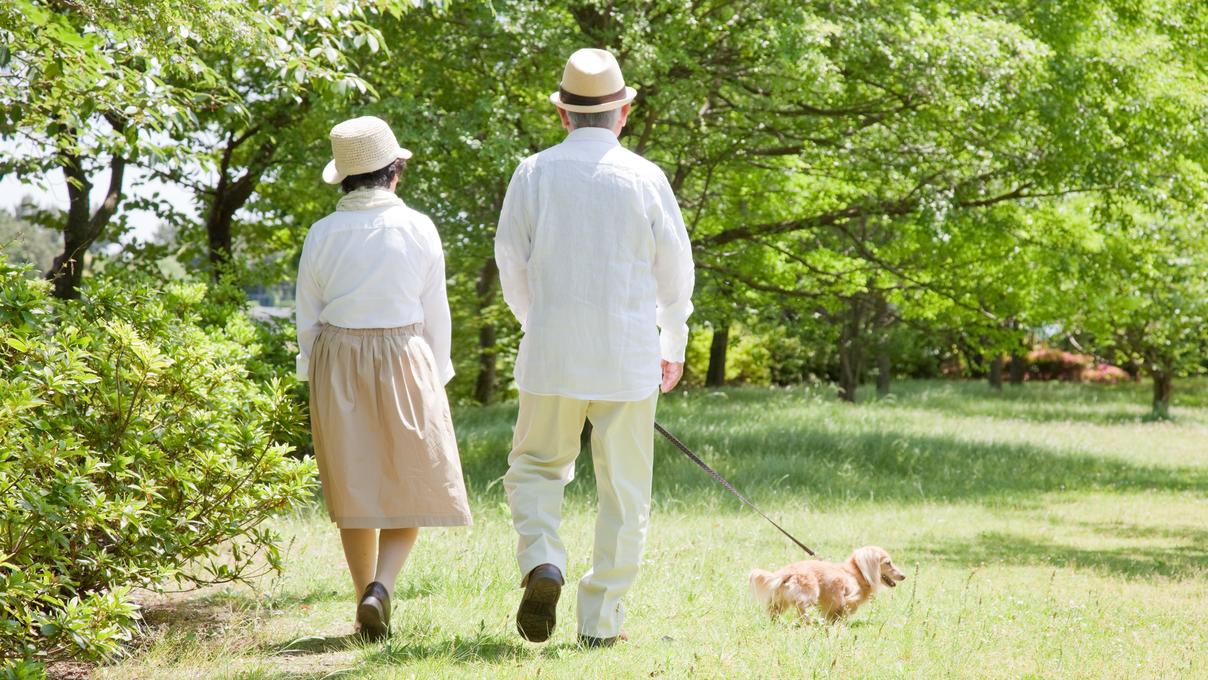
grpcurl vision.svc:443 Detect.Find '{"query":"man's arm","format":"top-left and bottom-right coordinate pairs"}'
top-left (495, 165), bottom-right (534, 328)
top-left (650, 173), bottom-right (695, 391)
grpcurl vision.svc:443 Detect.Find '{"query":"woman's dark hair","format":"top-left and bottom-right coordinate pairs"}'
top-left (340, 157), bottom-right (407, 193)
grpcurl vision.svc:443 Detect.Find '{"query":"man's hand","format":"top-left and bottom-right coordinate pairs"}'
top-left (660, 360), bottom-right (684, 393)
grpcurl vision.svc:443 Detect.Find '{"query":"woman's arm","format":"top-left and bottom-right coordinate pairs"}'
top-left (420, 219), bottom-right (455, 385)
top-left (295, 234), bottom-right (325, 381)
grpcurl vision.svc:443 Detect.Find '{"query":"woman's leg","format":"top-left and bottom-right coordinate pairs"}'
top-left (374, 528), bottom-right (419, 595)
top-left (340, 528), bottom-right (378, 602)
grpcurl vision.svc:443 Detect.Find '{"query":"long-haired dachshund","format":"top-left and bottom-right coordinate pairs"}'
top-left (749, 546), bottom-right (905, 622)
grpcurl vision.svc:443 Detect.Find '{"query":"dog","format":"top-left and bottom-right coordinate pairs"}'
top-left (749, 546), bottom-right (905, 622)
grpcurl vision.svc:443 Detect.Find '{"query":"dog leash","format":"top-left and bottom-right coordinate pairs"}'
top-left (654, 421), bottom-right (817, 557)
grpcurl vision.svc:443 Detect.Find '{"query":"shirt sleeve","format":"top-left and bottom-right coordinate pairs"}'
top-left (294, 233), bottom-right (324, 381)
top-left (495, 163), bottom-right (534, 329)
top-left (420, 219), bottom-right (455, 385)
top-left (650, 172), bottom-right (696, 362)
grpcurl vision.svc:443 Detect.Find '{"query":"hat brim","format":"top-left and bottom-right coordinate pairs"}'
top-left (322, 146), bottom-right (414, 185)
top-left (322, 159), bottom-right (343, 185)
top-left (549, 86), bottom-right (637, 114)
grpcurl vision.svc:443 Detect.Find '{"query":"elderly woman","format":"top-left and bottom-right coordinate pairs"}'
top-left (296, 116), bottom-right (472, 640)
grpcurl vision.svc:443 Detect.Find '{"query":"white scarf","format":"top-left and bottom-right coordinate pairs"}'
top-left (336, 187), bottom-right (405, 212)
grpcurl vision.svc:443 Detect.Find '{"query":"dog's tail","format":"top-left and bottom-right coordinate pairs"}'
top-left (748, 568), bottom-right (784, 605)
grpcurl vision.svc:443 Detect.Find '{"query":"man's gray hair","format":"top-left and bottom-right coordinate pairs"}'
top-left (566, 107), bottom-right (621, 131)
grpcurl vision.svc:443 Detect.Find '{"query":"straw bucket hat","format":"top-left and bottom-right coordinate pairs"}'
top-left (549, 48), bottom-right (637, 114)
top-left (322, 116), bottom-right (413, 185)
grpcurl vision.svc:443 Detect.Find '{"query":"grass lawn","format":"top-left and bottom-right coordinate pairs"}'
top-left (94, 380), bottom-right (1207, 679)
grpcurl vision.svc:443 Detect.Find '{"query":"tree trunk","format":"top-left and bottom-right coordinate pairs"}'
top-left (876, 350), bottom-right (891, 397)
top-left (988, 354), bottom-right (1005, 390)
top-left (837, 341), bottom-right (861, 402)
top-left (1008, 351), bottom-right (1025, 385)
top-left (205, 126), bottom-right (284, 276)
top-left (706, 323), bottom-right (729, 387)
top-left (837, 299), bottom-right (866, 402)
top-left (874, 294), bottom-right (892, 397)
top-left (473, 258), bottom-right (499, 404)
top-left (1152, 371), bottom-right (1173, 419)
top-left (207, 203), bottom-right (235, 271)
top-left (48, 142), bottom-right (126, 300)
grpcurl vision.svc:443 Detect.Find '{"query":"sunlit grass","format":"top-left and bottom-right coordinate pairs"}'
top-left (96, 379), bottom-right (1208, 679)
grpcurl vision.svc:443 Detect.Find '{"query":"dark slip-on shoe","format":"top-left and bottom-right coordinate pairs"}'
top-left (356, 581), bottom-right (391, 642)
top-left (516, 564), bottom-right (564, 642)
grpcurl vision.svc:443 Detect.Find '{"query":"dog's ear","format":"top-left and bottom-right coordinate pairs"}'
top-left (853, 547), bottom-right (882, 588)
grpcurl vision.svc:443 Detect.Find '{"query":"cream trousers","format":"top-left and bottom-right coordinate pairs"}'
top-left (504, 389), bottom-right (658, 638)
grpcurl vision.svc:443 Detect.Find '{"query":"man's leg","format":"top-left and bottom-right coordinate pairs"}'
top-left (577, 391), bottom-right (658, 640)
top-left (503, 391), bottom-right (588, 582)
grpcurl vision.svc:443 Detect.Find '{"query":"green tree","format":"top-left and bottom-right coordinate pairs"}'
top-left (1074, 208), bottom-right (1208, 418)
top-left (142, 2), bottom-right (405, 284)
top-left (1, 0), bottom-right (247, 297)
top-left (0, 0), bottom-right (398, 297)
top-left (348, 0), bottom-right (1207, 404)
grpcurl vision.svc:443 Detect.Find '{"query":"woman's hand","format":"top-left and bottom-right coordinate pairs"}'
top-left (660, 360), bottom-right (684, 393)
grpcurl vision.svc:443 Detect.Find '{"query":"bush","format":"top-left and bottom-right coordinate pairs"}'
top-left (1080, 363), bottom-right (1131, 384)
top-left (1023, 346), bottom-right (1130, 384)
top-left (682, 322), bottom-right (773, 387)
top-left (1026, 347), bottom-right (1090, 381)
top-left (198, 272), bottom-right (313, 456)
top-left (0, 259), bottom-right (316, 666)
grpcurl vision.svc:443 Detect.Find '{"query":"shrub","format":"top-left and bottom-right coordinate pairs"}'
top-left (682, 323), bottom-right (773, 387)
top-left (0, 258), bottom-right (316, 667)
top-left (1023, 346), bottom-right (1129, 384)
top-left (1026, 347), bottom-right (1091, 381)
top-left (1081, 362), bottom-right (1130, 384)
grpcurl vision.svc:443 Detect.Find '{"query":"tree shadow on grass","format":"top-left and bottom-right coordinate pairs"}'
top-left (251, 628), bottom-right (582, 676)
top-left (359, 626), bottom-right (535, 666)
top-left (222, 574), bottom-right (443, 611)
top-left (918, 530), bottom-right (1208, 580)
top-left (454, 396), bottom-right (1207, 509)
top-left (656, 382), bottom-right (1171, 425)
top-left (188, 587), bottom-right (343, 612)
top-left (867, 381), bottom-right (1158, 425)
top-left (1076, 520), bottom-right (1208, 546)
top-left (137, 596), bottom-right (238, 640)
top-left (881, 395), bottom-right (1151, 426)
top-left (262, 633), bottom-right (362, 656)
top-left (648, 425), bottom-right (1207, 508)
top-left (227, 664), bottom-right (360, 680)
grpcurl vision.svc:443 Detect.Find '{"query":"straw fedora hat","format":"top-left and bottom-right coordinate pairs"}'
top-left (322, 116), bottom-right (413, 185)
top-left (549, 48), bottom-right (637, 114)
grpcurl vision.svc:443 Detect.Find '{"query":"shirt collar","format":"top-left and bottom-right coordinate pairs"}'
top-left (335, 187), bottom-right (406, 212)
top-left (564, 127), bottom-right (620, 146)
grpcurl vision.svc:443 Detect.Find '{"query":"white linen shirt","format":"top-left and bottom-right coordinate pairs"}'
top-left (295, 190), bottom-right (454, 384)
top-left (495, 126), bottom-right (695, 401)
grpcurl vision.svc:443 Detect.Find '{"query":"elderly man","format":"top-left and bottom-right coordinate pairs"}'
top-left (495, 48), bottom-right (695, 647)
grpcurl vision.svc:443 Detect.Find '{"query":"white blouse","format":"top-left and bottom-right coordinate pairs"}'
top-left (295, 189), bottom-right (454, 384)
top-left (495, 127), bottom-right (696, 401)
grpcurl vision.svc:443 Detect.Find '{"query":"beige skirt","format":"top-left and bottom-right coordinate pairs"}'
top-left (309, 324), bottom-right (472, 529)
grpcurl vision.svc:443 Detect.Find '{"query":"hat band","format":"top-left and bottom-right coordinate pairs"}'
top-left (559, 85), bottom-right (629, 107)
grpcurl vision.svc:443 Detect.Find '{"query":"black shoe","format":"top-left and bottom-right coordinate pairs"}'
top-left (356, 581), bottom-right (391, 641)
top-left (516, 564), bottom-right (563, 642)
